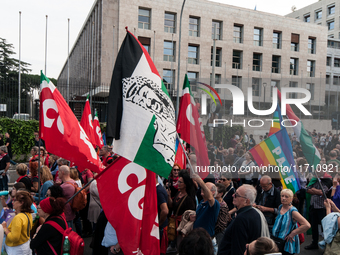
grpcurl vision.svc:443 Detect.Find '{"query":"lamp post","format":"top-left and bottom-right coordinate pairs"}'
top-left (263, 82), bottom-right (267, 105)
top-left (176, 0), bottom-right (187, 121)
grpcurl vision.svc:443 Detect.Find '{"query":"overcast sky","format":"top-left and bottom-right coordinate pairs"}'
top-left (1, 0), bottom-right (316, 79)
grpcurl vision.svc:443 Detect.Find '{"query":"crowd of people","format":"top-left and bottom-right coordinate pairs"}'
top-left (1, 127), bottom-right (340, 255)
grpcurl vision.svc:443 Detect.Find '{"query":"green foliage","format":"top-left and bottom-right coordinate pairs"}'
top-left (203, 125), bottom-right (211, 140)
top-left (0, 117), bottom-right (39, 158)
top-left (213, 125), bottom-right (244, 148)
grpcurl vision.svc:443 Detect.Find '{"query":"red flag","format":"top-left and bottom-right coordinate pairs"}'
top-left (39, 72), bottom-right (104, 173)
top-left (97, 157), bottom-right (160, 255)
top-left (92, 110), bottom-right (104, 149)
top-left (80, 99), bottom-right (96, 147)
top-left (176, 74), bottom-right (210, 177)
top-left (174, 141), bottom-right (186, 169)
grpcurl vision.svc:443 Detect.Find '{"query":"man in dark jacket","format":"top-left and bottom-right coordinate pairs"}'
top-left (218, 184), bottom-right (263, 255)
top-left (254, 175), bottom-right (281, 226)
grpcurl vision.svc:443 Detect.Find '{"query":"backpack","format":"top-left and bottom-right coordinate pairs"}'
top-left (45, 215), bottom-right (85, 255)
top-left (67, 182), bottom-right (87, 211)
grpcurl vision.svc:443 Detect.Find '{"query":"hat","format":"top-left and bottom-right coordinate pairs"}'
top-left (40, 198), bottom-right (53, 214)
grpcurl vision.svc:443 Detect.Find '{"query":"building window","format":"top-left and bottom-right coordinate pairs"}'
top-left (329, 34), bottom-right (335, 38)
top-left (326, 74), bottom-right (330, 84)
top-left (138, 8), bottom-right (151, 30)
top-left (307, 60), bottom-right (315, 77)
top-left (254, 28), bottom-right (263, 46)
top-left (334, 58), bottom-right (340, 67)
top-left (252, 78), bottom-right (261, 96)
top-left (273, 31), bottom-right (281, 49)
top-left (211, 47), bottom-right (221, 67)
top-left (315, 10), bottom-right (322, 20)
top-left (306, 83), bottom-right (314, 100)
top-left (212, 21), bottom-right (222, 40)
top-left (334, 76), bottom-right (340, 85)
top-left (327, 57), bottom-right (332, 66)
top-left (189, 17), bottom-right (200, 37)
top-left (164, 12), bottom-right (176, 33)
top-left (289, 81), bottom-right (298, 98)
top-left (253, 53), bottom-right (262, 71)
top-left (233, 24), bottom-right (243, 43)
top-left (328, 5), bottom-right (335, 15)
top-left (291, 33), bottom-right (299, 52)
top-left (290, 58), bottom-right (298, 75)
top-left (232, 76), bottom-right (242, 88)
top-left (304, 14), bottom-right (310, 22)
top-left (271, 80), bottom-right (280, 97)
top-left (138, 37), bottom-right (151, 54)
top-left (187, 72), bottom-right (198, 91)
top-left (163, 69), bottom-right (175, 91)
top-left (308, 37), bottom-right (316, 54)
top-left (188, 45), bottom-right (199, 64)
top-left (272, 55), bottom-right (281, 73)
top-left (328, 20), bottom-right (335, 30)
top-left (163, 41), bottom-right (175, 62)
top-left (210, 73), bottom-right (221, 86)
top-left (232, 50), bottom-right (242, 69)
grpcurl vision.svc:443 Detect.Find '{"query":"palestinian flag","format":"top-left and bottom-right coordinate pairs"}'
top-left (177, 74), bottom-right (210, 176)
top-left (106, 31), bottom-right (176, 178)
top-left (278, 91), bottom-right (321, 168)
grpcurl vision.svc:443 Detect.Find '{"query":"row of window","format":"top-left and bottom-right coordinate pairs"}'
top-left (327, 56), bottom-right (340, 67)
top-left (326, 75), bottom-right (340, 85)
top-left (138, 7), bottom-right (316, 53)
top-left (303, 4), bottom-right (335, 22)
top-left (163, 70), bottom-right (315, 99)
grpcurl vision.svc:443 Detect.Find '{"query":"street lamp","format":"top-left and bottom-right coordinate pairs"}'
top-left (263, 82), bottom-right (267, 104)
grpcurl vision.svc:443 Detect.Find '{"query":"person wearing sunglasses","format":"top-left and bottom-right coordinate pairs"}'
top-left (217, 173), bottom-right (235, 212)
top-left (166, 163), bottom-right (181, 199)
top-left (218, 185), bottom-right (263, 255)
top-left (244, 237), bottom-right (280, 255)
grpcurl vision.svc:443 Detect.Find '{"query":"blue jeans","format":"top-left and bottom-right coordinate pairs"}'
top-left (0, 175), bottom-right (8, 191)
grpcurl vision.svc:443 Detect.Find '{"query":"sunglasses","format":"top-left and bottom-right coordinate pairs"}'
top-left (233, 192), bottom-right (247, 199)
top-left (220, 178), bottom-right (227, 181)
top-left (173, 168), bottom-right (180, 171)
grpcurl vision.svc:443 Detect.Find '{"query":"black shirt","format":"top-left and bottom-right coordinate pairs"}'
top-left (0, 154), bottom-right (10, 171)
top-left (218, 206), bottom-right (262, 255)
top-left (30, 215), bottom-right (66, 255)
top-left (5, 138), bottom-right (12, 158)
top-left (156, 184), bottom-right (168, 229)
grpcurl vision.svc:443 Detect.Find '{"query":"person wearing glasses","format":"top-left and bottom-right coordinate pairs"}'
top-left (217, 173), bottom-right (235, 211)
top-left (2, 191), bottom-right (33, 255)
top-left (217, 185), bottom-right (263, 255)
top-left (254, 175), bottom-right (281, 226)
top-left (166, 163), bottom-right (181, 199)
top-left (30, 197), bottom-right (67, 255)
top-left (244, 237), bottom-right (279, 255)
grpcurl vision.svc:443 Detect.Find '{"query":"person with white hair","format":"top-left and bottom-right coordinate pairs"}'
top-left (217, 185), bottom-right (263, 255)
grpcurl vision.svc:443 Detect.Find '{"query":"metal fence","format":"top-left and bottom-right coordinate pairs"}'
top-left (1, 76), bottom-right (339, 122)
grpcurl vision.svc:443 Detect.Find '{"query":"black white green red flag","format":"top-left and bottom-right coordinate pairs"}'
top-left (106, 30), bottom-right (176, 178)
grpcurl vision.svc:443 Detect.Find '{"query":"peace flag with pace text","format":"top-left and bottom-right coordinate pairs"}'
top-left (249, 128), bottom-right (300, 193)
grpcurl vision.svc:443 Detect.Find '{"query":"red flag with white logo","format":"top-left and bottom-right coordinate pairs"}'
top-left (92, 110), bottom-right (104, 149)
top-left (174, 139), bottom-right (186, 170)
top-left (80, 98), bottom-right (96, 148)
top-left (176, 74), bottom-right (210, 177)
top-left (97, 157), bottom-right (160, 255)
top-left (39, 72), bottom-right (104, 173)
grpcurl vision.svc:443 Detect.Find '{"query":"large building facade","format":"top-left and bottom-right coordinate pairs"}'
top-left (58, 0), bottom-right (328, 120)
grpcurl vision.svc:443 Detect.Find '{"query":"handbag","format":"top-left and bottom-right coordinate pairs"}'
top-left (168, 195), bottom-right (187, 241)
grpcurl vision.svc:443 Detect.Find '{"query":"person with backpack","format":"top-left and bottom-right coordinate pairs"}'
top-left (30, 197), bottom-right (67, 254)
top-left (2, 191), bottom-right (33, 255)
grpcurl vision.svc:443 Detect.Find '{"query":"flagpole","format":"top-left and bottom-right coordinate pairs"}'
top-left (176, 132), bottom-right (195, 175)
top-left (90, 21), bottom-right (94, 110)
top-left (18, 11), bottom-right (21, 115)
top-left (45, 15), bottom-right (48, 75)
top-left (176, 0), bottom-right (187, 120)
top-left (65, 158), bottom-right (117, 204)
top-left (67, 18), bottom-right (70, 105)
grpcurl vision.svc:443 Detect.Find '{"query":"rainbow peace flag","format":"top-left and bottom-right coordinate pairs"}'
top-left (268, 104), bottom-right (283, 136)
top-left (249, 128), bottom-right (300, 193)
